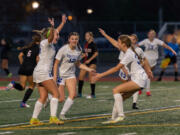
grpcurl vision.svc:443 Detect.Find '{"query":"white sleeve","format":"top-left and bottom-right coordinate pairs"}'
top-left (118, 51), bottom-right (124, 60)
top-left (40, 39), bottom-right (49, 47)
top-left (138, 48), bottom-right (145, 59)
top-left (120, 51), bottom-right (133, 65)
top-left (55, 47), bottom-right (64, 61)
top-left (138, 39), bottom-right (146, 46)
top-left (156, 39), bottom-right (164, 46)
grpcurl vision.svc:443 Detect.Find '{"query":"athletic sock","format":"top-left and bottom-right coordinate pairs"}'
top-left (13, 82), bottom-right (24, 91)
top-left (90, 83), bottom-right (95, 96)
top-left (50, 98), bottom-right (58, 117)
top-left (133, 91), bottom-right (139, 103)
top-left (146, 78), bottom-right (150, 92)
top-left (22, 88), bottom-right (33, 103)
top-left (3, 68), bottom-right (10, 75)
top-left (112, 103), bottom-right (118, 119)
top-left (78, 80), bottom-right (84, 94)
top-left (60, 97), bottom-right (74, 115)
top-left (113, 93), bottom-right (124, 117)
top-left (48, 93), bottom-right (53, 100)
top-left (32, 101), bottom-right (43, 118)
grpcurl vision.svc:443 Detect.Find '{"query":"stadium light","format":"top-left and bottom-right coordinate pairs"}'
top-left (87, 8), bottom-right (93, 14)
top-left (32, 1), bottom-right (39, 10)
top-left (68, 15), bottom-right (73, 21)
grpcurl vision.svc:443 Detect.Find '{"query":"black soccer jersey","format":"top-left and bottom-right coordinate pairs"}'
top-left (83, 42), bottom-right (98, 64)
top-left (21, 45), bottom-right (39, 68)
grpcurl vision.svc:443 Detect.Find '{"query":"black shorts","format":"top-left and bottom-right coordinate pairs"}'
top-left (165, 55), bottom-right (177, 64)
top-left (18, 66), bottom-right (35, 76)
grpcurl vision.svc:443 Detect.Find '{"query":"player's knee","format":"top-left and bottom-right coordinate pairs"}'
top-left (113, 88), bottom-right (119, 94)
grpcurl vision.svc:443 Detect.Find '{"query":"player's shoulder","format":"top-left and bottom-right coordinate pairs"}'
top-left (40, 39), bottom-right (48, 46)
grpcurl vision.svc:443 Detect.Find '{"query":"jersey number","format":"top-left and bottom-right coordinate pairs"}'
top-left (27, 50), bottom-right (32, 57)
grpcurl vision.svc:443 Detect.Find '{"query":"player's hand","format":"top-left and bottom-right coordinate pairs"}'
top-left (172, 50), bottom-right (177, 56)
top-left (48, 18), bottom-right (55, 27)
top-left (89, 68), bottom-right (96, 74)
top-left (85, 60), bottom-right (90, 64)
top-left (92, 73), bottom-right (102, 82)
top-left (62, 14), bottom-right (67, 24)
top-left (147, 70), bottom-right (153, 79)
top-left (98, 28), bottom-right (106, 36)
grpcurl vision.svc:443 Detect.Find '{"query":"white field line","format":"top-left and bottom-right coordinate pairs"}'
top-left (1, 105), bottom-right (180, 128)
top-left (0, 98), bottom-right (36, 103)
top-left (119, 133), bottom-right (136, 135)
top-left (57, 132), bottom-right (76, 135)
top-left (0, 131), bottom-right (14, 134)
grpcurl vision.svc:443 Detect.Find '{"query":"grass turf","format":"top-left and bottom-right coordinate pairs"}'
top-left (0, 81), bottom-right (180, 135)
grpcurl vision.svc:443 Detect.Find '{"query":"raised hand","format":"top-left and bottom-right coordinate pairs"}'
top-left (48, 18), bottom-right (55, 27)
top-left (98, 28), bottom-right (106, 36)
top-left (62, 14), bottom-right (67, 24)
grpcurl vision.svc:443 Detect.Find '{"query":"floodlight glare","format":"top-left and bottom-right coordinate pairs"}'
top-left (32, 1), bottom-right (39, 9)
top-left (87, 9), bottom-right (93, 14)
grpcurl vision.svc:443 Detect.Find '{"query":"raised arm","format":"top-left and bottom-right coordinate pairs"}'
top-left (98, 28), bottom-right (120, 50)
top-left (56, 14), bottom-right (66, 33)
top-left (48, 18), bottom-right (55, 43)
top-left (162, 43), bottom-right (177, 55)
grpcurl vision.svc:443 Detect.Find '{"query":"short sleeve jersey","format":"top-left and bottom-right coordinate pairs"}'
top-left (56, 44), bottom-right (82, 77)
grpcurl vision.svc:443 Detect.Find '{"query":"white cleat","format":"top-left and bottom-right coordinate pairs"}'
top-left (102, 116), bottom-right (125, 124)
top-left (6, 81), bottom-right (14, 90)
top-left (59, 114), bottom-right (69, 120)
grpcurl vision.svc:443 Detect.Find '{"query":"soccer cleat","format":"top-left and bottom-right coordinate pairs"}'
top-left (7, 73), bottom-right (13, 78)
top-left (86, 95), bottom-right (96, 99)
top-left (102, 116), bottom-right (125, 124)
top-left (6, 81), bottom-right (15, 90)
top-left (59, 114), bottom-right (69, 120)
top-left (20, 102), bottom-right (30, 108)
top-left (30, 118), bottom-right (42, 125)
top-left (49, 116), bottom-right (64, 125)
top-left (146, 91), bottom-right (151, 96)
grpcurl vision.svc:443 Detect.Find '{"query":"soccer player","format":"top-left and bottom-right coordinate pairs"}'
top-left (78, 32), bottom-right (98, 98)
top-left (30, 16), bottom-right (66, 125)
top-left (53, 32), bottom-right (95, 120)
top-left (6, 34), bottom-right (40, 108)
top-left (94, 30), bottom-right (153, 124)
top-left (138, 29), bottom-right (177, 96)
top-left (118, 34), bottom-right (150, 109)
top-left (157, 36), bottom-right (179, 81)
top-left (0, 38), bottom-right (12, 77)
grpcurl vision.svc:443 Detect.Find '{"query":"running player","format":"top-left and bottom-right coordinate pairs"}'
top-left (6, 34), bottom-right (40, 108)
top-left (93, 31), bottom-right (153, 124)
top-left (118, 34), bottom-right (151, 109)
top-left (78, 32), bottom-right (98, 98)
top-left (138, 29), bottom-right (177, 96)
top-left (30, 16), bottom-right (66, 125)
top-left (53, 32), bottom-right (95, 120)
top-left (0, 38), bottom-right (12, 77)
top-left (157, 35), bottom-right (179, 81)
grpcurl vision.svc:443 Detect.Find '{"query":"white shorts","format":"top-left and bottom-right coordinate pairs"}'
top-left (33, 71), bottom-right (53, 83)
top-left (119, 69), bottom-right (129, 81)
top-left (131, 71), bottom-right (148, 88)
top-left (57, 75), bottom-right (76, 86)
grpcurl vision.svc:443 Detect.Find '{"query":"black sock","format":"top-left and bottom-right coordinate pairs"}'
top-left (158, 71), bottom-right (164, 80)
top-left (14, 83), bottom-right (24, 91)
top-left (78, 80), bottom-right (84, 94)
top-left (22, 88), bottom-right (33, 103)
top-left (175, 71), bottom-right (178, 79)
top-left (3, 68), bottom-right (10, 75)
top-left (90, 83), bottom-right (95, 96)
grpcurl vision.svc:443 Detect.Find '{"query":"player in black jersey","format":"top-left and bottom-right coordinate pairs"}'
top-left (78, 32), bottom-right (98, 98)
top-left (0, 38), bottom-right (12, 77)
top-left (6, 34), bottom-right (40, 108)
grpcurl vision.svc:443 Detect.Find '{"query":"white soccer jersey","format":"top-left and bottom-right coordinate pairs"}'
top-left (118, 47), bottom-right (145, 80)
top-left (138, 38), bottom-right (164, 59)
top-left (34, 39), bottom-right (55, 74)
top-left (120, 48), bottom-right (145, 76)
top-left (56, 44), bottom-right (82, 77)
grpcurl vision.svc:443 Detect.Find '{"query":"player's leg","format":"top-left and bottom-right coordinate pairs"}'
top-left (60, 78), bottom-right (76, 120)
top-left (87, 64), bottom-right (97, 98)
top-left (78, 69), bottom-right (87, 97)
top-left (2, 59), bottom-right (12, 77)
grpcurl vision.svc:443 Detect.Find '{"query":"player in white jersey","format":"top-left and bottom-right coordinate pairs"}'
top-left (118, 34), bottom-right (151, 109)
top-left (138, 29), bottom-right (176, 96)
top-left (95, 29), bottom-right (153, 124)
top-left (53, 32), bottom-right (95, 120)
top-left (30, 16), bottom-right (66, 125)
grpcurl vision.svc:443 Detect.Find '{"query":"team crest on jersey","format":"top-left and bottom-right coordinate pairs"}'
top-left (67, 54), bottom-right (78, 63)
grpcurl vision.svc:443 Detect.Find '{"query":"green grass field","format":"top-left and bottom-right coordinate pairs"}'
top-left (1, 81), bottom-right (180, 135)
